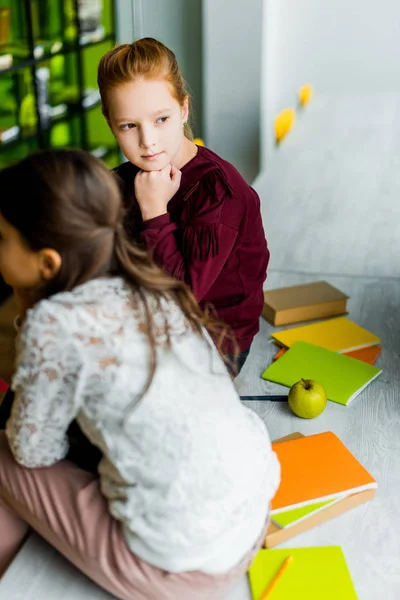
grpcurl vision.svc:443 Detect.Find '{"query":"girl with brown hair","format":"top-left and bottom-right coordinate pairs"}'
top-left (98, 37), bottom-right (270, 376)
top-left (0, 149), bottom-right (280, 599)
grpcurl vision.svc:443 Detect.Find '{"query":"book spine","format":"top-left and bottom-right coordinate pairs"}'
top-left (264, 488), bottom-right (376, 548)
top-left (261, 303), bottom-right (277, 325)
top-left (273, 299), bottom-right (348, 326)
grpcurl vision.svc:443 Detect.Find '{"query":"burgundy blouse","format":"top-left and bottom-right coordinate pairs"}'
top-left (115, 146), bottom-right (270, 353)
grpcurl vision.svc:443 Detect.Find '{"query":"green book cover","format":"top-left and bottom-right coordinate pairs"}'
top-left (262, 341), bottom-right (381, 406)
top-left (271, 497), bottom-right (339, 528)
top-left (249, 547), bottom-right (358, 600)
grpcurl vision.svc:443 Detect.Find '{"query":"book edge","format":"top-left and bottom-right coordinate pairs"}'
top-left (271, 482), bottom-right (378, 514)
top-left (271, 495), bottom-right (346, 529)
top-left (345, 370), bottom-right (383, 405)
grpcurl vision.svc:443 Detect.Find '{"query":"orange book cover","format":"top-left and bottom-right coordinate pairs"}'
top-left (271, 432), bottom-right (377, 513)
top-left (273, 345), bottom-right (381, 365)
top-left (346, 345), bottom-right (382, 364)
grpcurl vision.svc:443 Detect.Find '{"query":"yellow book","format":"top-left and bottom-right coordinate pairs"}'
top-left (249, 547), bottom-right (358, 599)
top-left (271, 316), bottom-right (380, 353)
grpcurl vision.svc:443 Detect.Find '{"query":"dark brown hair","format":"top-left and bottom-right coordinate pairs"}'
top-left (0, 149), bottom-right (233, 391)
top-left (98, 37), bottom-right (194, 140)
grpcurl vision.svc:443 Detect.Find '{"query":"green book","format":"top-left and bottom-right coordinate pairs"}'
top-left (271, 497), bottom-right (339, 528)
top-left (262, 341), bottom-right (381, 406)
top-left (248, 547), bottom-right (358, 600)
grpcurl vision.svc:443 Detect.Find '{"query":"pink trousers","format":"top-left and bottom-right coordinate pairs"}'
top-left (0, 432), bottom-right (266, 599)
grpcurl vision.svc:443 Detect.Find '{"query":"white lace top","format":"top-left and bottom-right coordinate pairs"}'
top-left (7, 277), bottom-right (280, 574)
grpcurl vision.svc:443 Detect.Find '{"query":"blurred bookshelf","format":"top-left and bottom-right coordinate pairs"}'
top-left (0, 0), bottom-right (119, 304)
top-left (0, 0), bottom-right (119, 170)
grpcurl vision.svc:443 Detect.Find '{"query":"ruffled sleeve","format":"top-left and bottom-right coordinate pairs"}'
top-left (7, 303), bottom-right (82, 468)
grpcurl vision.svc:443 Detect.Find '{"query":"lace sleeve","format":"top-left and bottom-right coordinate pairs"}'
top-left (7, 303), bottom-right (82, 468)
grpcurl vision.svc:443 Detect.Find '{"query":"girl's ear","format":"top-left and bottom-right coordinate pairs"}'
top-left (38, 249), bottom-right (62, 281)
top-left (182, 96), bottom-right (189, 124)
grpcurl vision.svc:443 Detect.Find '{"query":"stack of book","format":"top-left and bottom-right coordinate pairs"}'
top-left (248, 431), bottom-right (373, 597)
top-left (251, 283), bottom-right (381, 596)
top-left (266, 432), bottom-right (376, 547)
top-left (261, 282), bottom-right (382, 406)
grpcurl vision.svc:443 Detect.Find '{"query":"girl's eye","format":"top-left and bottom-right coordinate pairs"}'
top-left (120, 123), bottom-right (136, 131)
top-left (156, 116), bottom-right (169, 125)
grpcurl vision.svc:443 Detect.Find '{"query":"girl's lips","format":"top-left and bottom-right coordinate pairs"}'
top-left (142, 152), bottom-right (163, 160)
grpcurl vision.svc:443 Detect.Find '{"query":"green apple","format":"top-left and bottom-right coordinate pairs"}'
top-left (288, 379), bottom-right (327, 419)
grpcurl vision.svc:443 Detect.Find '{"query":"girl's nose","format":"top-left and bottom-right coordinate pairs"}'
top-left (139, 127), bottom-right (156, 149)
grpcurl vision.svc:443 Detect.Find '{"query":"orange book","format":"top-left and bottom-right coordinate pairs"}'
top-left (273, 345), bottom-right (381, 365)
top-left (345, 345), bottom-right (382, 364)
top-left (271, 432), bottom-right (377, 513)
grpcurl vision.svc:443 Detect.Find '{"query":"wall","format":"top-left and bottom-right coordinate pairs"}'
top-left (116, 0), bottom-right (265, 182)
top-left (203, 0), bottom-right (264, 182)
top-left (115, 0), bottom-right (203, 137)
top-left (260, 0), bottom-right (280, 169)
top-left (260, 0), bottom-right (400, 168)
